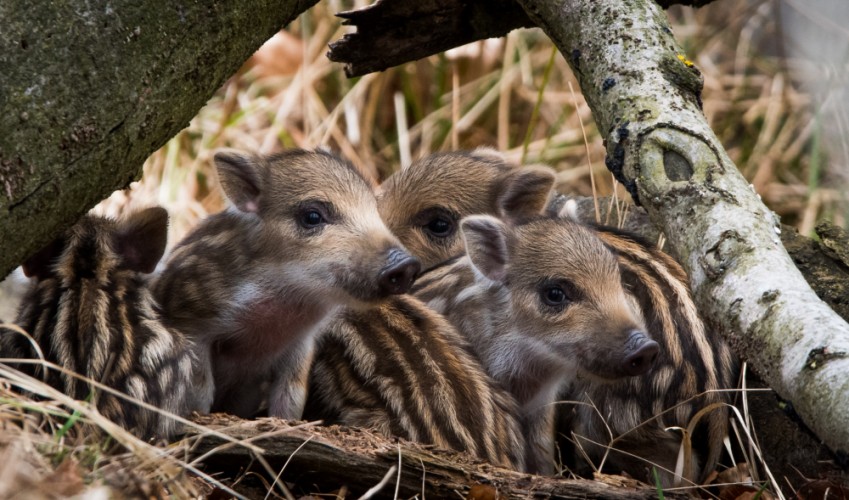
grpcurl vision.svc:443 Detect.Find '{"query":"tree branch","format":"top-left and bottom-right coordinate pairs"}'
top-left (0, 0), bottom-right (318, 277)
top-left (327, 0), bottom-right (534, 77)
top-left (518, 0), bottom-right (849, 457)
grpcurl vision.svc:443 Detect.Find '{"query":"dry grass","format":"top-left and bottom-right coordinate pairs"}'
top-left (0, 350), bottom-right (337, 499)
top-left (94, 0), bottom-right (848, 242)
top-left (4, 0), bottom-right (848, 497)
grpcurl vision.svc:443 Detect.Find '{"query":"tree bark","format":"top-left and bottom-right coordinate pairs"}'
top-left (187, 414), bottom-right (685, 499)
top-left (516, 0), bottom-right (849, 458)
top-left (0, 0), bottom-right (318, 278)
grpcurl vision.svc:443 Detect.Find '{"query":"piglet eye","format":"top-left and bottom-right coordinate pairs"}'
top-left (425, 217), bottom-right (454, 237)
top-left (539, 281), bottom-right (580, 310)
top-left (299, 209), bottom-right (325, 229)
top-left (542, 286), bottom-right (568, 306)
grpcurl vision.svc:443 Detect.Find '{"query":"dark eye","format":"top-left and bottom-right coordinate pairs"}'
top-left (538, 280), bottom-right (580, 310)
top-left (542, 286), bottom-right (568, 306)
top-left (299, 209), bottom-right (325, 229)
top-left (425, 216), bottom-right (454, 237)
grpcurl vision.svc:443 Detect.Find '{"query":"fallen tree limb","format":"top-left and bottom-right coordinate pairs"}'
top-left (0, 0), bottom-right (318, 278)
top-left (186, 414), bottom-right (685, 499)
top-left (515, 0), bottom-right (849, 458)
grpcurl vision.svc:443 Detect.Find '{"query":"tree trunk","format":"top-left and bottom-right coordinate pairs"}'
top-left (188, 414), bottom-right (685, 499)
top-left (516, 0), bottom-right (849, 457)
top-left (0, 0), bottom-right (318, 278)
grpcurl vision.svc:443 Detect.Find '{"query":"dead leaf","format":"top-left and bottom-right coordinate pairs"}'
top-left (797, 479), bottom-right (849, 500)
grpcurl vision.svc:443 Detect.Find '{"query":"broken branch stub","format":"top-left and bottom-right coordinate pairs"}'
top-left (327, 0), bottom-right (534, 77)
top-left (326, 0), bottom-right (720, 78)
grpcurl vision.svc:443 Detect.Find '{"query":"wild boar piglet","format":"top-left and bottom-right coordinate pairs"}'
top-left (415, 214), bottom-right (657, 474)
top-left (1, 207), bottom-right (191, 439)
top-left (377, 148), bottom-right (555, 271)
top-left (154, 149), bottom-right (420, 420)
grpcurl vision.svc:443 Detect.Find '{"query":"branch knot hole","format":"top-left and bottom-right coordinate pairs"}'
top-left (804, 346), bottom-right (848, 371)
top-left (663, 148), bottom-right (693, 181)
top-left (635, 127), bottom-right (722, 208)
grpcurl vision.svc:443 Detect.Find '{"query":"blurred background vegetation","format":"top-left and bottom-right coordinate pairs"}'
top-left (98, 0), bottom-right (849, 244)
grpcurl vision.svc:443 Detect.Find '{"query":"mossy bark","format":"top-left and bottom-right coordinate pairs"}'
top-left (0, 0), bottom-right (318, 277)
top-left (517, 0), bottom-right (849, 457)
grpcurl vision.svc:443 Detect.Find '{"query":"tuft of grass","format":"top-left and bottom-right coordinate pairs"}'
top-left (653, 467), bottom-right (666, 500)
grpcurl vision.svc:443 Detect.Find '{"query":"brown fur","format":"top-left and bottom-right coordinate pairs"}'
top-left (304, 295), bottom-right (525, 470)
top-left (414, 216), bottom-right (654, 474)
top-left (380, 150), bottom-right (736, 485)
top-left (567, 225), bottom-right (736, 486)
top-left (302, 150), bottom-right (551, 471)
top-left (153, 149), bottom-right (418, 420)
top-left (378, 148), bottom-right (555, 271)
top-left (0, 208), bottom-right (191, 439)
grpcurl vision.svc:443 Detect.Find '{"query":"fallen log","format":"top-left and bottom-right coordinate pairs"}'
top-left (185, 414), bottom-right (685, 499)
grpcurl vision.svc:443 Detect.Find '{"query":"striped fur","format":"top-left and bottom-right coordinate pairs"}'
top-left (569, 225), bottom-right (737, 484)
top-left (413, 216), bottom-right (650, 474)
top-left (0, 208), bottom-right (192, 439)
top-left (379, 150), bottom-right (736, 484)
top-left (304, 295), bottom-right (525, 470)
top-left (153, 149), bottom-right (419, 420)
top-left (301, 149), bottom-right (553, 471)
top-left (412, 218), bottom-right (735, 484)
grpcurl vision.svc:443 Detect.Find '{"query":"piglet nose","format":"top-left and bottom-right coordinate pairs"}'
top-left (623, 330), bottom-right (659, 376)
top-left (378, 249), bottom-right (420, 295)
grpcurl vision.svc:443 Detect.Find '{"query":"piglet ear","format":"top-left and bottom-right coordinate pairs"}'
top-left (496, 165), bottom-right (556, 220)
top-left (214, 150), bottom-right (263, 213)
top-left (22, 237), bottom-right (65, 279)
top-left (469, 146), bottom-right (507, 162)
top-left (115, 207), bottom-right (169, 274)
top-left (461, 215), bottom-right (510, 283)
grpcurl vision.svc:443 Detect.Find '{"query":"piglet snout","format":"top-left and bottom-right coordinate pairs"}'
top-left (378, 249), bottom-right (420, 295)
top-left (623, 330), bottom-right (659, 376)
